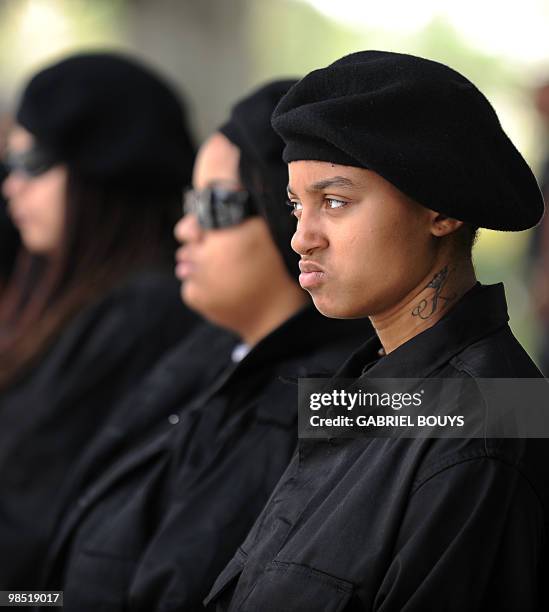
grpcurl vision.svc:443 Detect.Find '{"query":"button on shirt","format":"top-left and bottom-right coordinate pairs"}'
top-left (206, 283), bottom-right (549, 612)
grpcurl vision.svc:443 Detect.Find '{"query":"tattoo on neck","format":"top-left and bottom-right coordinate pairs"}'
top-left (411, 265), bottom-right (457, 320)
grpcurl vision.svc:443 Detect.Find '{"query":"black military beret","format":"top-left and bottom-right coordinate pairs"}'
top-left (271, 50), bottom-right (544, 231)
top-left (219, 79), bottom-right (301, 280)
top-left (16, 52), bottom-right (195, 191)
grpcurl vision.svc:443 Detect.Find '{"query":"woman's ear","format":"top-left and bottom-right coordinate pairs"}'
top-left (429, 211), bottom-right (464, 237)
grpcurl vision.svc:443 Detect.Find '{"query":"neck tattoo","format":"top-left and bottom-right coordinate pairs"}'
top-left (411, 265), bottom-right (457, 320)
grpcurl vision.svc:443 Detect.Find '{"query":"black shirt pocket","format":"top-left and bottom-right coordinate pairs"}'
top-left (239, 560), bottom-right (353, 612)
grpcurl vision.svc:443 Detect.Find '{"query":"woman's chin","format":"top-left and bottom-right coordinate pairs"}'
top-left (181, 282), bottom-right (204, 314)
top-left (312, 295), bottom-right (371, 320)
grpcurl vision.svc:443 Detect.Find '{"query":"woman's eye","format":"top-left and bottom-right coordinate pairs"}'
top-left (287, 200), bottom-right (302, 217)
top-left (325, 197), bottom-right (348, 210)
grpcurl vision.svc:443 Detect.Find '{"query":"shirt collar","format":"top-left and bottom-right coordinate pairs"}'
top-left (220, 303), bottom-right (373, 426)
top-left (338, 283), bottom-right (510, 379)
top-left (227, 302), bottom-right (363, 376)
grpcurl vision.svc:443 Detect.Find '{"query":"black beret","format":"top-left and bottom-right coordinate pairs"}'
top-left (16, 52), bottom-right (195, 191)
top-left (219, 79), bottom-right (301, 280)
top-left (272, 50), bottom-right (544, 231)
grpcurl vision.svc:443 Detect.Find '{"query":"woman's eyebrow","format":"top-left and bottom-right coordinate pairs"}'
top-left (309, 176), bottom-right (355, 191)
top-left (287, 176), bottom-right (356, 196)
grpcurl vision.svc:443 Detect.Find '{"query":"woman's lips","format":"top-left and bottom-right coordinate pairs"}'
top-left (175, 250), bottom-right (196, 280)
top-left (298, 259), bottom-right (326, 289)
top-left (175, 261), bottom-right (195, 280)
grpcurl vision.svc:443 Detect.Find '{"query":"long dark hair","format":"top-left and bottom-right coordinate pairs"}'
top-left (0, 169), bottom-right (182, 388)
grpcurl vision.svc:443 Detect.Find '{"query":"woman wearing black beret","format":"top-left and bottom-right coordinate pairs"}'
top-left (206, 51), bottom-right (548, 611)
top-left (0, 52), bottom-right (199, 589)
top-left (39, 80), bottom-right (373, 611)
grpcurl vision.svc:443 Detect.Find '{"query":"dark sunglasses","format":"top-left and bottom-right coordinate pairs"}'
top-left (183, 186), bottom-right (257, 229)
top-left (4, 146), bottom-right (58, 178)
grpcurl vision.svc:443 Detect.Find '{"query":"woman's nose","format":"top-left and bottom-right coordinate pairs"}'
top-left (290, 212), bottom-right (328, 256)
top-left (174, 212), bottom-right (204, 245)
top-left (2, 171), bottom-right (26, 201)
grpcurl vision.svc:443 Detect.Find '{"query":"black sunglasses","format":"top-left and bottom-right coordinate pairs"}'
top-left (183, 186), bottom-right (257, 229)
top-left (4, 145), bottom-right (58, 178)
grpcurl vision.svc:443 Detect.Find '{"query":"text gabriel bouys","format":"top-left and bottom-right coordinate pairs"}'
top-left (309, 415), bottom-right (465, 427)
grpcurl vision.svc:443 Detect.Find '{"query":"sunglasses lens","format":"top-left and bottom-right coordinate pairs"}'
top-left (6, 147), bottom-right (56, 178)
top-left (183, 187), bottom-right (255, 230)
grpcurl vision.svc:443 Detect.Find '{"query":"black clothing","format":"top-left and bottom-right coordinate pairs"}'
top-left (0, 271), bottom-right (198, 590)
top-left (45, 306), bottom-right (374, 611)
top-left (271, 51), bottom-right (544, 231)
top-left (17, 53), bottom-right (194, 190)
top-left (50, 322), bottom-right (237, 521)
top-left (206, 284), bottom-right (548, 611)
top-left (220, 79), bottom-right (301, 280)
top-left (0, 162), bottom-right (19, 286)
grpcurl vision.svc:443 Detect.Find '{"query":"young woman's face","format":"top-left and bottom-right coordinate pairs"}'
top-left (288, 160), bottom-right (438, 318)
top-left (174, 132), bottom-right (295, 329)
top-left (2, 125), bottom-right (66, 254)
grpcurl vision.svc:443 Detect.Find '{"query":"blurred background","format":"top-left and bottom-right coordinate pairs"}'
top-left (1, 0), bottom-right (548, 363)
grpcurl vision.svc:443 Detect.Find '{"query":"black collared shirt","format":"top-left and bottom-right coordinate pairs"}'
top-left (206, 284), bottom-right (548, 612)
top-left (46, 304), bottom-right (373, 611)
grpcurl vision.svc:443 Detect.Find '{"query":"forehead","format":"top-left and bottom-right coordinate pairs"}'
top-left (287, 160), bottom-right (371, 193)
top-left (193, 131), bottom-right (241, 189)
